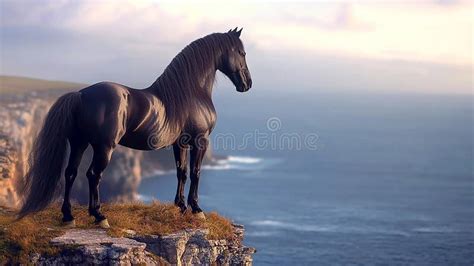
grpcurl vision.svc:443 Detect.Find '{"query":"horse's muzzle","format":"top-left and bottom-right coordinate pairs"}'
top-left (236, 69), bottom-right (252, 92)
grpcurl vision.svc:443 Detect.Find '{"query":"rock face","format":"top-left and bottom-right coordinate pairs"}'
top-left (35, 229), bottom-right (160, 265)
top-left (0, 90), bottom-right (217, 207)
top-left (0, 93), bottom-right (51, 207)
top-left (134, 224), bottom-right (255, 266)
top-left (33, 224), bottom-right (255, 265)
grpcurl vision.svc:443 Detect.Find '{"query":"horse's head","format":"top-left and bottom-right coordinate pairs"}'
top-left (219, 28), bottom-right (252, 92)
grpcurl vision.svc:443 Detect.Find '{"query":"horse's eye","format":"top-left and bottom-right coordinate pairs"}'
top-left (239, 50), bottom-right (246, 56)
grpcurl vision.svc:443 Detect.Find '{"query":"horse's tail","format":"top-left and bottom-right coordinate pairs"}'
top-left (18, 92), bottom-right (82, 218)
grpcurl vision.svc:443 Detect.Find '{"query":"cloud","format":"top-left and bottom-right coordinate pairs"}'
top-left (0, 0), bottom-right (472, 94)
top-left (274, 3), bottom-right (373, 32)
top-left (333, 3), bottom-right (372, 31)
top-left (433, 0), bottom-right (467, 6)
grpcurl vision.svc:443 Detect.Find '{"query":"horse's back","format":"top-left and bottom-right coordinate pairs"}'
top-left (77, 82), bottom-right (131, 146)
top-left (76, 82), bottom-right (172, 150)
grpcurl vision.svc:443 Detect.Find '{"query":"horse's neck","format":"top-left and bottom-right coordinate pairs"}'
top-left (200, 70), bottom-right (217, 96)
top-left (147, 47), bottom-right (221, 100)
top-left (148, 66), bottom-right (217, 99)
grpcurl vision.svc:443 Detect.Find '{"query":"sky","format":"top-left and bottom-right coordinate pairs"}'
top-left (0, 0), bottom-right (472, 94)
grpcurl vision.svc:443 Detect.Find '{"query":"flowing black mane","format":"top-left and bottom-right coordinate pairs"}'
top-left (151, 32), bottom-right (242, 129)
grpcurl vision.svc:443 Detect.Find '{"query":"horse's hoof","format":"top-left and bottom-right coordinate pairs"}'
top-left (97, 219), bottom-right (110, 229)
top-left (175, 201), bottom-right (187, 213)
top-left (194, 212), bottom-right (206, 220)
top-left (179, 206), bottom-right (187, 213)
top-left (62, 219), bottom-right (76, 228)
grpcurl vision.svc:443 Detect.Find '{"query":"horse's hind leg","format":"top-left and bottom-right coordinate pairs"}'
top-left (86, 144), bottom-right (114, 228)
top-left (61, 137), bottom-right (88, 226)
top-left (173, 142), bottom-right (189, 213)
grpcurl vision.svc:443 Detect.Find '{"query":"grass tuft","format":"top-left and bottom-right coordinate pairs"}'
top-left (0, 201), bottom-right (234, 264)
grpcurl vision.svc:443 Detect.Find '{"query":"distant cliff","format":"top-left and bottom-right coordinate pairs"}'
top-left (0, 79), bottom-right (216, 207)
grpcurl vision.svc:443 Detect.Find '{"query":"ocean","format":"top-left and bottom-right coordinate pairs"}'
top-left (139, 89), bottom-right (473, 265)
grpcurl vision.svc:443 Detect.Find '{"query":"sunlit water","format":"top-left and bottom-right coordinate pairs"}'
top-left (139, 90), bottom-right (473, 265)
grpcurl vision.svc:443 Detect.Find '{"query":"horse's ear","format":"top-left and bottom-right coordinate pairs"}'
top-left (236, 28), bottom-right (243, 37)
top-left (227, 27), bottom-right (242, 37)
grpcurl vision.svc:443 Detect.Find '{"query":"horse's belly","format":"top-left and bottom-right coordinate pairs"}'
top-left (118, 130), bottom-right (177, 151)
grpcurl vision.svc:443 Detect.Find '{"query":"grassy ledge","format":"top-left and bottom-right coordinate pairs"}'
top-left (0, 201), bottom-right (234, 263)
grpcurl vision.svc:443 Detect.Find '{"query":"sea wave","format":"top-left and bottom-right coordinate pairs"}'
top-left (201, 164), bottom-right (233, 170)
top-left (145, 155), bottom-right (266, 178)
top-left (246, 231), bottom-right (276, 237)
top-left (250, 220), bottom-right (335, 232)
top-left (412, 227), bottom-right (458, 233)
top-left (250, 219), bottom-right (411, 236)
top-left (227, 156), bottom-right (262, 164)
top-left (150, 169), bottom-right (174, 176)
top-left (202, 155), bottom-right (263, 171)
top-left (137, 194), bottom-right (154, 202)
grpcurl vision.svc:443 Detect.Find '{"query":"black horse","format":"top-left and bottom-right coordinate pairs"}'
top-left (19, 28), bottom-right (252, 228)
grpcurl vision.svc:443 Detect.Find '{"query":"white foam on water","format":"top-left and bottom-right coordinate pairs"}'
top-left (246, 231), bottom-right (276, 237)
top-left (137, 194), bottom-right (154, 202)
top-left (227, 156), bottom-right (262, 164)
top-left (202, 156), bottom-right (264, 171)
top-left (144, 156), bottom-right (267, 179)
top-left (250, 220), bottom-right (335, 232)
top-left (151, 169), bottom-right (174, 176)
top-left (250, 219), bottom-right (411, 236)
top-left (201, 164), bottom-right (233, 170)
top-left (412, 227), bottom-right (458, 233)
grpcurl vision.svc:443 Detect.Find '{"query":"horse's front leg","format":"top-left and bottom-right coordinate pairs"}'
top-left (173, 142), bottom-right (188, 213)
top-left (188, 135), bottom-right (208, 215)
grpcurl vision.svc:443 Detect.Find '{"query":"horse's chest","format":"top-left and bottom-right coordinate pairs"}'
top-left (185, 108), bottom-right (216, 135)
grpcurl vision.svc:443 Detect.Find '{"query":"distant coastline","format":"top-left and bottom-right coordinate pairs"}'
top-left (0, 75), bottom-right (86, 94)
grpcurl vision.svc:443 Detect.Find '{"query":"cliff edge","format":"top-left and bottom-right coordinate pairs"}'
top-left (0, 203), bottom-right (255, 265)
top-left (34, 225), bottom-right (254, 265)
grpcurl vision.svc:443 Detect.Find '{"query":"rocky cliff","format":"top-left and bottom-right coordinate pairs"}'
top-left (32, 225), bottom-right (255, 265)
top-left (0, 92), bottom-right (51, 207)
top-left (0, 202), bottom-right (255, 265)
